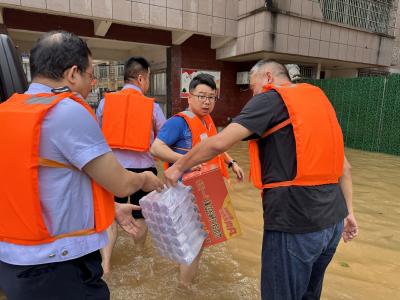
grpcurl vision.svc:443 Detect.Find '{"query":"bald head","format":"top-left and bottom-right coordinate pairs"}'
top-left (249, 59), bottom-right (291, 95)
top-left (30, 30), bottom-right (92, 80)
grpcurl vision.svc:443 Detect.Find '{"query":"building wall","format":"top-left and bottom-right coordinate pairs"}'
top-left (1, 0), bottom-right (398, 69)
top-left (170, 34), bottom-right (254, 126)
top-left (325, 69), bottom-right (358, 79)
top-left (392, 1), bottom-right (400, 68)
top-left (218, 0), bottom-right (395, 67)
top-left (2, 7), bottom-right (172, 45)
top-left (2, 0), bottom-right (400, 121)
top-left (0, 0), bottom-right (238, 38)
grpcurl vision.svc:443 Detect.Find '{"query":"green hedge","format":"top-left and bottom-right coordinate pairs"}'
top-left (305, 75), bottom-right (400, 156)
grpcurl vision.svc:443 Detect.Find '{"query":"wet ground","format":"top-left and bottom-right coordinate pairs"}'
top-left (106, 143), bottom-right (400, 300)
top-left (1, 143), bottom-right (399, 299)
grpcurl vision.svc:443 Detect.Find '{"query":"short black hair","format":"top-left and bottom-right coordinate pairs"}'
top-left (30, 30), bottom-right (92, 80)
top-left (189, 73), bottom-right (217, 92)
top-left (124, 57), bottom-right (150, 81)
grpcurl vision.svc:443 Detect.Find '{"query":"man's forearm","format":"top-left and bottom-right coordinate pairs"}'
top-left (124, 171), bottom-right (146, 196)
top-left (158, 150), bottom-right (183, 164)
top-left (84, 152), bottom-right (145, 198)
top-left (151, 142), bottom-right (183, 163)
top-left (340, 175), bottom-right (353, 214)
top-left (340, 157), bottom-right (353, 214)
top-left (174, 123), bottom-right (252, 172)
top-left (174, 136), bottom-right (225, 172)
top-left (164, 124), bottom-right (254, 186)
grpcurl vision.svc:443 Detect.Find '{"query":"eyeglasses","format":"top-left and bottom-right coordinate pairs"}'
top-left (85, 71), bottom-right (97, 84)
top-left (190, 93), bottom-right (217, 103)
top-left (62, 65), bottom-right (97, 83)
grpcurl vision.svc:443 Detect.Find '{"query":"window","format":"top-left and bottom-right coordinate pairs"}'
top-left (117, 64), bottom-right (124, 78)
top-left (149, 71), bottom-right (166, 96)
top-left (299, 65), bottom-right (315, 79)
top-left (319, 0), bottom-right (394, 34)
top-left (21, 54), bottom-right (31, 83)
top-left (98, 64), bottom-right (108, 79)
top-left (358, 68), bottom-right (389, 77)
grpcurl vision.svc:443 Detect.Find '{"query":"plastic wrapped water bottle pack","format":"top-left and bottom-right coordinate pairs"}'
top-left (139, 182), bottom-right (207, 265)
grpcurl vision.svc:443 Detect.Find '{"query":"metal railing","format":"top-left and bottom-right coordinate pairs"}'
top-left (299, 65), bottom-right (316, 79)
top-left (319, 0), bottom-right (394, 34)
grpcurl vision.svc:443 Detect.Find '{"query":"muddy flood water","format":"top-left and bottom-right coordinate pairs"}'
top-left (1, 143), bottom-right (399, 300)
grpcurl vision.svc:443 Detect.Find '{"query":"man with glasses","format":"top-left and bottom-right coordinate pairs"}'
top-left (96, 57), bottom-right (166, 274)
top-left (0, 31), bottom-right (163, 300)
top-left (163, 60), bottom-right (358, 299)
top-left (151, 73), bottom-right (244, 287)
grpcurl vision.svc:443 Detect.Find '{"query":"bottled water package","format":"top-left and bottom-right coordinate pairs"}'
top-left (139, 182), bottom-right (207, 265)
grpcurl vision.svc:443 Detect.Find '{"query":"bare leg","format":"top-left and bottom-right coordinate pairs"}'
top-left (100, 221), bottom-right (118, 274)
top-left (179, 249), bottom-right (203, 287)
top-left (133, 219), bottom-right (148, 250)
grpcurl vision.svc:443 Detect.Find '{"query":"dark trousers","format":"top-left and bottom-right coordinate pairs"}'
top-left (114, 167), bottom-right (157, 219)
top-left (0, 251), bottom-right (109, 300)
top-left (261, 221), bottom-right (344, 300)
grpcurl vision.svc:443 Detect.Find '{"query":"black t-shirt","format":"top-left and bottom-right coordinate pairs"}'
top-left (232, 90), bottom-right (348, 233)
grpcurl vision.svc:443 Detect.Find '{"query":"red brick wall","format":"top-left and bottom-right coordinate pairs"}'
top-left (170, 35), bottom-right (256, 127)
top-left (0, 24), bottom-right (8, 34)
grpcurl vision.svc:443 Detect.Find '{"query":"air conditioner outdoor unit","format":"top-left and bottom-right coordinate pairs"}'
top-left (236, 71), bottom-right (249, 85)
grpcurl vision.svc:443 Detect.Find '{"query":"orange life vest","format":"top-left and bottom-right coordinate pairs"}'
top-left (249, 83), bottom-right (344, 189)
top-left (102, 88), bottom-right (154, 152)
top-left (0, 92), bottom-right (115, 246)
top-left (164, 111), bottom-right (229, 179)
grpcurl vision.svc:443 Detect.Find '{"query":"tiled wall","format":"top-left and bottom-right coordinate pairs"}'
top-left (0, 0), bottom-right (238, 37)
top-left (392, 2), bottom-right (400, 66)
top-left (237, 0), bottom-right (265, 16)
top-left (217, 0), bottom-right (394, 66)
top-left (1, 0), bottom-right (398, 67)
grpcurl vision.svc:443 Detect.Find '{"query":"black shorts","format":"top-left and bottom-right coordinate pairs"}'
top-left (114, 167), bottom-right (157, 219)
top-left (0, 251), bottom-right (109, 300)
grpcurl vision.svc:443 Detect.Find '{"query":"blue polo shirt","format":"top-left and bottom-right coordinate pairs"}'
top-left (157, 115), bottom-right (192, 156)
top-left (0, 83), bottom-right (111, 265)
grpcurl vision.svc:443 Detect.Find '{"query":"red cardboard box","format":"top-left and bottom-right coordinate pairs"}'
top-left (183, 164), bottom-right (241, 247)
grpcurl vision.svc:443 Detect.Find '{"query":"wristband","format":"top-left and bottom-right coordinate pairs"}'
top-left (228, 159), bottom-right (237, 168)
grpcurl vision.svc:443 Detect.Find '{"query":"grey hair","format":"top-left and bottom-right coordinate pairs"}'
top-left (250, 59), bottom-right (290, 80)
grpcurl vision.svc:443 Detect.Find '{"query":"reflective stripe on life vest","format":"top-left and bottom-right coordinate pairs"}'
top-left (0, 92), bottom-right (114, 245)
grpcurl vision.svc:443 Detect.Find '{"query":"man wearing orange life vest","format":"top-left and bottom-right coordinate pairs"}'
top-left (96, 57), bottom-right (166, 274)
top-left (164, 60), bottom-right (358, 300)
top-left (151, 73), bottom-right (245, 286)
top-left (0, 31), bottom-right (163, 300)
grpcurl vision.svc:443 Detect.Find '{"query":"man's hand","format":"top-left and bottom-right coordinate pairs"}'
top-left (342, 213), bottom-right (359, 242)
top-left (231, 162), bottom-right (245, 181)
top-left (115, 203), bottom-right (142, 237)
top-left (141, 171), bottom-right (164, 192)
top-left (164, 164), bottom-right (184, 187)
